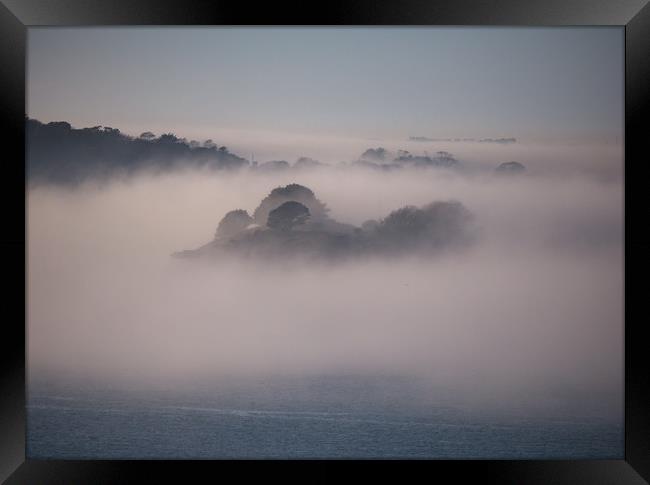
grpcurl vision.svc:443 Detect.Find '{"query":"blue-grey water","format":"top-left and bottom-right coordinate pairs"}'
top-left (27, 376), bottom-right (622, 459)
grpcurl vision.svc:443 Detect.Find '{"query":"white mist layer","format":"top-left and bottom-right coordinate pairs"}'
top-left (213, 134), bottom-right (622, 180)
top-left (27, 161), bottom-right (623, 416)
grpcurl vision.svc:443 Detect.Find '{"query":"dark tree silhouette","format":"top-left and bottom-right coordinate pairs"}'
top-left (496, 161), bottom-right (526, 174)
top-left (375, 200), bottom-right (474, 250)
top-left (26, 118), bottom-right (248, 185)
top-left (479, 138), bottom-right (516, 144)
top-left (253, 184), bottom-right (328, 225)
top-left (158, 133), bottom-right (179, 143)
top-left (267, 201), bottom-right (310, 231)
top-left (215, 209), bottom-right (254, 239)
top-left (294, 157), bottom-right (322, 169)
top-left (359, 147), bottom-right (388, 162)
top-left (394, 150), bottom-right (457, 168)
top-left (176, 189), bottom-right (476, 261)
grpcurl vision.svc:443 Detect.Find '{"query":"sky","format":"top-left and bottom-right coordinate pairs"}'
top-left (27, 27), bottom-right (623, 147)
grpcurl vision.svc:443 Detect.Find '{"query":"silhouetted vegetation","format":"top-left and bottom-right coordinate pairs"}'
top-left (293, 157), bottom-right (323, 169)
top-left (215, 209), bottom-right (254, 239)
top-left (479, 138), bottom-right (516, 144)
top-left (359, 147), bottom-right (389, 162)
top-left (371, 201), bottom-right (474, 252)
top-left (253, 184), bottom-right (329, 225)
top-left (495, 161), bottom-right (526, 174)
top-left (355, 148), bottom-right (459, 170)
top-left (27, 118), bottom-right (248, 185)
top-left (267, 201), bottom-right (311, 231)
top-left (393, 150), bottom-right (457, 168)
top-left (175, 183), bottom-right (475, 261)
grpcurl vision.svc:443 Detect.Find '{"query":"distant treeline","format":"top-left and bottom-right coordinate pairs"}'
top-left (27, 118), bottom-right (248, 184)
top-left (26, 118), bottom-right (522, 185)
top-left (409, 136), bottom-right (516, 144)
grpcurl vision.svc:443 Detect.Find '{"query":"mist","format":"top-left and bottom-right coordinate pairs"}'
top-left (220, 131), bottom-right (623, 180)
top-left (27, 149), bottom-right (623, 419)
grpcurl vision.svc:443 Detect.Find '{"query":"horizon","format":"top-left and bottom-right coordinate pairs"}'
top-left (25, 115), bottom-right (623, 180)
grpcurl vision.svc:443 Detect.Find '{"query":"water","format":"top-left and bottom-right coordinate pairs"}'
top-left (27, 376), bottom-right (623, 459)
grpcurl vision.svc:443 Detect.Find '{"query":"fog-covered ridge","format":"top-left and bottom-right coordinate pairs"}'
top-left (27, 118), bottom-right (248, 184)
top-left (27, 119), bottom-right (542, 185)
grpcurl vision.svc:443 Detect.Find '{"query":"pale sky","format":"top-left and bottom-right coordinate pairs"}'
top-left (27, 27), bottom-right (623, 144)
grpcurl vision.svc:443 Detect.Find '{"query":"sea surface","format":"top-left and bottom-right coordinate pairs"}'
top-left (27, 375), bottom-right (623, 459)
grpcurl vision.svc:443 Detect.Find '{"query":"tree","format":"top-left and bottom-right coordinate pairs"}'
top-left (253, 183), bottom-right (328, 225)
top-left (158, 133), bottom-right (179, 143)
top-left (139, 131), bottom-right (156, 140)
top-left (102, 127), bottom-right (120, 135)
top-left (359, 147), bottom-right (388, 162)
top-left (47, 121), bottom-right (72, 131)
top-left (215, 209), bottom-right (254, 239)
top-left (26, 118), bottom-right (250, 185)
top-left (375, 200), bottom-right (473, 250)
top-left (294, 156), bottom-right (321, 168)
top-left (267, 201), bottom-right (310, 231)
top-left (434, 151), bottom-right (457, 167)
top-left (496, 161), bottom-right (526, 174)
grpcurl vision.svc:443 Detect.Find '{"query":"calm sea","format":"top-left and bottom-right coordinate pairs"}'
top-left (27, 375), bottom-right (623, 459)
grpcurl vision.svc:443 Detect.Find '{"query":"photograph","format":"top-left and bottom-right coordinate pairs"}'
top-left (26, 26), bottom-right (624, 459)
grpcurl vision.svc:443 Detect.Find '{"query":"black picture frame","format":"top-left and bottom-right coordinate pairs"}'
top-left (1, 0), bottom-right (648, 482)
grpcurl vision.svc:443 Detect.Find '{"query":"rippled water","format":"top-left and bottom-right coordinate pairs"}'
top-left (27, 376), bottom-right (623, 459)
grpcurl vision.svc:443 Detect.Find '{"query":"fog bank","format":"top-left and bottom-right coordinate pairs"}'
top-left (27, 164), bottom-right (623, 417)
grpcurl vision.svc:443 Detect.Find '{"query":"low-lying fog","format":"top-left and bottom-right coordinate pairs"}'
top-left (27, 148), bottom-right (623, 418)
top-left (221, 133), bottom-right (622, 180)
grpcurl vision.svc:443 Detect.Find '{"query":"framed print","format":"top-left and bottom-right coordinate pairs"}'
top-left (1, 0), bottom-right (649, 482)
